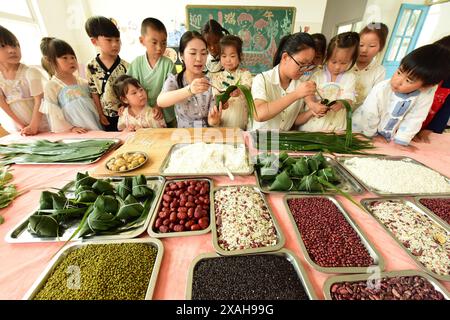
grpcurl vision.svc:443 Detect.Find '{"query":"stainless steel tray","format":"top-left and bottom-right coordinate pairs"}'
top-left (414, 196), bottom-right (450, 231)
top-left (323, 270), bottom-right (450, 300)
top-left (23, 238), bottom-right (164, 300)
top-left (361, 198), bottom-right (450, 281)
top-left (211, 185), bottom-right (285, 256)
top-left (159, 142), bottom-right (254, 177)
top-left (147, 178), bottom-right (213, 238)
top-left (283, 195), bottom-right (385, 274)
top-left (11, 138), bottom-right (122, 165)
top-left (185, 249), bottom-right (318, 300)
top-left (5, 176), bottom-right (165, 243)
top-left (336, 155), bottom-right (450, 196)
top-left (256, 155), bottom-right (365, 195)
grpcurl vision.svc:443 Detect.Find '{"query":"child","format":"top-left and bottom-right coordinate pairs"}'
top-left (352, 22), bottom-right (389, 107)
top-left (298, 32), bottom-right (359, 132)
top-left (0, 25), bottom-right (48, 135)
top-left (209, 35), bottom-right (252, 130)
top-left (201, 19), bottom-right (229, 74)
top-left (39, 37), bottom-right (103, 133)
top-left (85, 16), bottom-right (129, 131)
top-left (127, 18), bottom-right (172, 127)
top-left (250, 32), bottom-right (317, 131)
top-left (415, 35), bottom-right (450, 142)
top-left (352, 44), bottom-right (448, 146)
top-left (157, 31), bottom-right (224, 128)
top-left (311, 33), bottom-right (327, 67)
top-left (113, 75), bottom-right (166, 131)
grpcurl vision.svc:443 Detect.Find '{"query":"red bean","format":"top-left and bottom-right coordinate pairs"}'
top-left (198, 217), bottom-right (209, 229)
top-left (188, 207), bottom-right (194, 218)
top-left (185, 220), bottom-right (195, 228)
top-left (159, 225), bottom-right (169, 233)
top-left (158, 211), bottom-right (168, 219)
top-left (169, 212), bottom-right (177, 222)
top-left (191, 224), bottom-right (201, 231)
top-left (155, 218), bottom-right (163, 228)
top-left (162, 218), bottom-right (170, 226)
top-left (177, 211), bottom-right (188, 220)
top-left (174, 224), bottom-right (185, 232)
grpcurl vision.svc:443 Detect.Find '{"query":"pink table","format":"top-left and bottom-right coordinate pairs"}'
top-left (0, 131), bottom-right (449, 300)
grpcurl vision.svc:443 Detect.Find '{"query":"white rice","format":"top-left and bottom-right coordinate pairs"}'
top-left (344, 157), bottom-right (450, 194)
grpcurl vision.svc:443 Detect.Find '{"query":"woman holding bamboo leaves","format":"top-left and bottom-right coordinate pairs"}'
top-left (249, 32), bottom-right (319, 131)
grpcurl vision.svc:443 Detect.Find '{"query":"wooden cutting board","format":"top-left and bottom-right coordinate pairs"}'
top-left (91, 127), bottom-right (244, 177)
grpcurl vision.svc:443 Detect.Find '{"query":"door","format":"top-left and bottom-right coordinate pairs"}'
top-left (382, 4), bottom-right (429, 78)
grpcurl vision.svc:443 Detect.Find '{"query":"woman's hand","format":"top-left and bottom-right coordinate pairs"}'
top-left (20, 124), bottom-right (39, 136)
top-left (330, 101), bottom-right (344, 112)
top-left (208, 102), bottom-right (223, 126)
top-left (295, 81), bottom-right (316, 99)
top-left (189, 78), bottom-right (210, 95)
top-left (309, 101), bottom-right (328, 117)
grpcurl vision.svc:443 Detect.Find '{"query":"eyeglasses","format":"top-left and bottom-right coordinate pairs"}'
top-left (287, 53), bottom-right (316, 71)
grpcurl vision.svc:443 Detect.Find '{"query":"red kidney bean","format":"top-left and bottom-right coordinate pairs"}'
top-left (419, 198), bottom-right (450, 225)
top-left (191, 224), bottom-right (201, 231)
top-left (159, 225), bottom-right (169, 233)
top-left (198, 217), bottom-right (209, 229)
top-left (169, 212), bottom-right (177, 222)
top-left (186, 202), bottom-right (195, 208)
top-left (155, 218), bottom-right (163, 228)
top-left (158, 211), bottom-right (168, 219)
top-left (188, 207), bottom-right (194, 218)
top-left (169, 183), bottom-right (177, 190)
top-left (162, 194), bottom-right (171, 202)
top-left (177, 211), bottom-right (188, 220)
top-left (162, 218), bottom-right (170, 226)
top-left (185, 220), bottom-right (195, 228)
top-left (174, 224), bottom-right (185, 232)
top-left (287, 197), bottom-right (373, 268)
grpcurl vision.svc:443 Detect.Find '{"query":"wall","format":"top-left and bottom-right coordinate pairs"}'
top-left (416, 1), bottom-right (450, 47)
top-left (85, 0), bottom-right (327, 62)
top-left (321, 0), bottom-right (368, 40)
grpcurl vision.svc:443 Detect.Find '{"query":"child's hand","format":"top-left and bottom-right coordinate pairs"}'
top-left (71, 127), bottom-right (88, 134)
top-left (295, 81), bottom-right (316, 99)
top-left (125, 125), bottom-right (136, 132)
top-left (117, 106), bottom-right (125, 116)
top-left (190, 78), bottom-right (210, 95)
top-left (152, 106), bottom-right (164, 121)
top-left (100, 114), bottom-right (110, 126)
top-left (20, 124), bottom-right (39, 136)
top-left (229, 88), bottom-right (240, 97)
top-left (413, 129), bottom-right (432, 143)
top-left (208, 102), bottom-right (223, 126)
top-left (330, 101), bottom-right (344, 112)
top-left (309, 101), bottom-right (328, 117)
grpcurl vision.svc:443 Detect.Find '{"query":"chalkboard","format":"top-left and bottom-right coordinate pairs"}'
top-left (186, 5), bottom-right (296, 74)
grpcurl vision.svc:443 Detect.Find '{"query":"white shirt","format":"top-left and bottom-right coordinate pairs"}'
top-left (250, 65), bottom-right (306, 131)
top-left (299, 67), bottom-right (356, 132)
top-left (352, 79), bottom-right (437, 145)
top-left (352, 58), bottom-right (386, 107)
top-left (205, 54), bottom-right (223, 74)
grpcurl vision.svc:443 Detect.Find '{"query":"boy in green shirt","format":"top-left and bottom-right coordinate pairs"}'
top-left (128, 18), bottom-right (177, 127)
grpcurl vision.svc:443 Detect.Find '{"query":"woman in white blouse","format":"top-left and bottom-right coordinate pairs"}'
top-left (249, 32), bottom-right (318, 131)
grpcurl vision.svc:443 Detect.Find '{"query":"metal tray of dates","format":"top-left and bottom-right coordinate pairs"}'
top-left (23, 238), bottom-right (164, 300)
top-left (361, 198), bottom-right (450, 282)
top-left (185, 249), bottom-right (318, 300)
top-left (159, 142), bottom-right (254, 177)
top-left (283, 195), bottom-right (385, 274)
top-left (414, 196), bottom-right (450, 231)
top-left (5, 176), bottom-right (165, 243)
top-left (147, 178), bottom-right (213, 238)
top-left (211, 185), bottom-right (285, 256)
top-left (336, 155), bottom-right (450, 196)
top-left (323, 270), bottom-right (450, 300)
top-left (256, 155), bottom-right (365, 195)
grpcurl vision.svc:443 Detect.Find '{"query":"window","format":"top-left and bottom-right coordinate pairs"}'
top-left (335, 21), bottom-right (363, 36)
top-left (0, 0), bottom-right (44, 66)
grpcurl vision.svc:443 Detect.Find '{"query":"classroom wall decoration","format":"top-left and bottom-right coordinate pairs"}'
top-left (186, 5), bottom-right (296, 74)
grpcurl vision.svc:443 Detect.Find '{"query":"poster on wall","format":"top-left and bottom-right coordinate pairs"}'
top-left (186, 5), bottom-right (296, 74)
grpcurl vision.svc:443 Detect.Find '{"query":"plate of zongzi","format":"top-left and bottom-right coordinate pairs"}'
top-left (5, 172), bottom-right (165, 243)
top-left (106, 152), bottom-right (148, 173)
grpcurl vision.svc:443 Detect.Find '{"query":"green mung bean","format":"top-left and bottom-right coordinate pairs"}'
top-left (34, 243), bottom-right (157, 300)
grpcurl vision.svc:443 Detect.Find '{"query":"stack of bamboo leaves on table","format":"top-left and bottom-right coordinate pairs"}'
top-left (0, 166), bottom-right (19, 224)
top-left (0, 139), bottom-right (117, 165)
top-left (252, 131), bottom-right (374, 154)
top-left (27, 172), bottom-right (154, 238)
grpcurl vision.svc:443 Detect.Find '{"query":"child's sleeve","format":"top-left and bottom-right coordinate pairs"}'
top-left (85, 63), bottom-right (99, 94)
top-left (251, 73), bottom-right (268, 102)
top-left (393, 87), bottom-right (438, 145)
top-left (117, 114), bottom-right (126, 131)
top-left (241, 70), bottom-right (253, 89)
top-left (373, 66), bottom-right (386, 87)
top-left (25, 67), bottom-right (45, 97)
top-left (40, 81), bottom-right (73, 133)
top-left (352, 81), bottom-right (383, 137)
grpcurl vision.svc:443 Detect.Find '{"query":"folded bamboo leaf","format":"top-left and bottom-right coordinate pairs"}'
top-left (94, 195), bottom-right (119, 215)
top-left (269, 171), bottom-right (293, 191)
top-left (116, 177), bottom-right (132, 200)
top-left (92, 179), bottom-right (115, 196)
top-left (116, 194), bottom-right (144, 221)
top-left (78, 207), bottom-right (121, 237)
top-left (75, 190), bottom-right (98, 203)
top-left (75, 172), bottom-right (97, 189)
top-left (312, 152), bottom-right (327, 168)
top-left (28, 215), bottom-right (60, 237)
top-left (318, 167), bottom-right (339, 183)
top-left (132, 175), bottom-right (153, 199)
top-left (306, 158), bottom-right (319, 173)
top-left (299, 175), bottom-right (324, 192)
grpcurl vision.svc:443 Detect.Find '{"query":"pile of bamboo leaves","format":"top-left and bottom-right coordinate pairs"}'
top-left (27, 172), bottom-right (154, 238)
top-left (0, 166), bottom-right (19, 224)
top-left (0, 139), bottom-right (117, 165)
top-left (252, 131), bottom-right (374, 154)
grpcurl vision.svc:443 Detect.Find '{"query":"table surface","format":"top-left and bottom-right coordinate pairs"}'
top-left (0, 129), bottom-right (449, 300)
